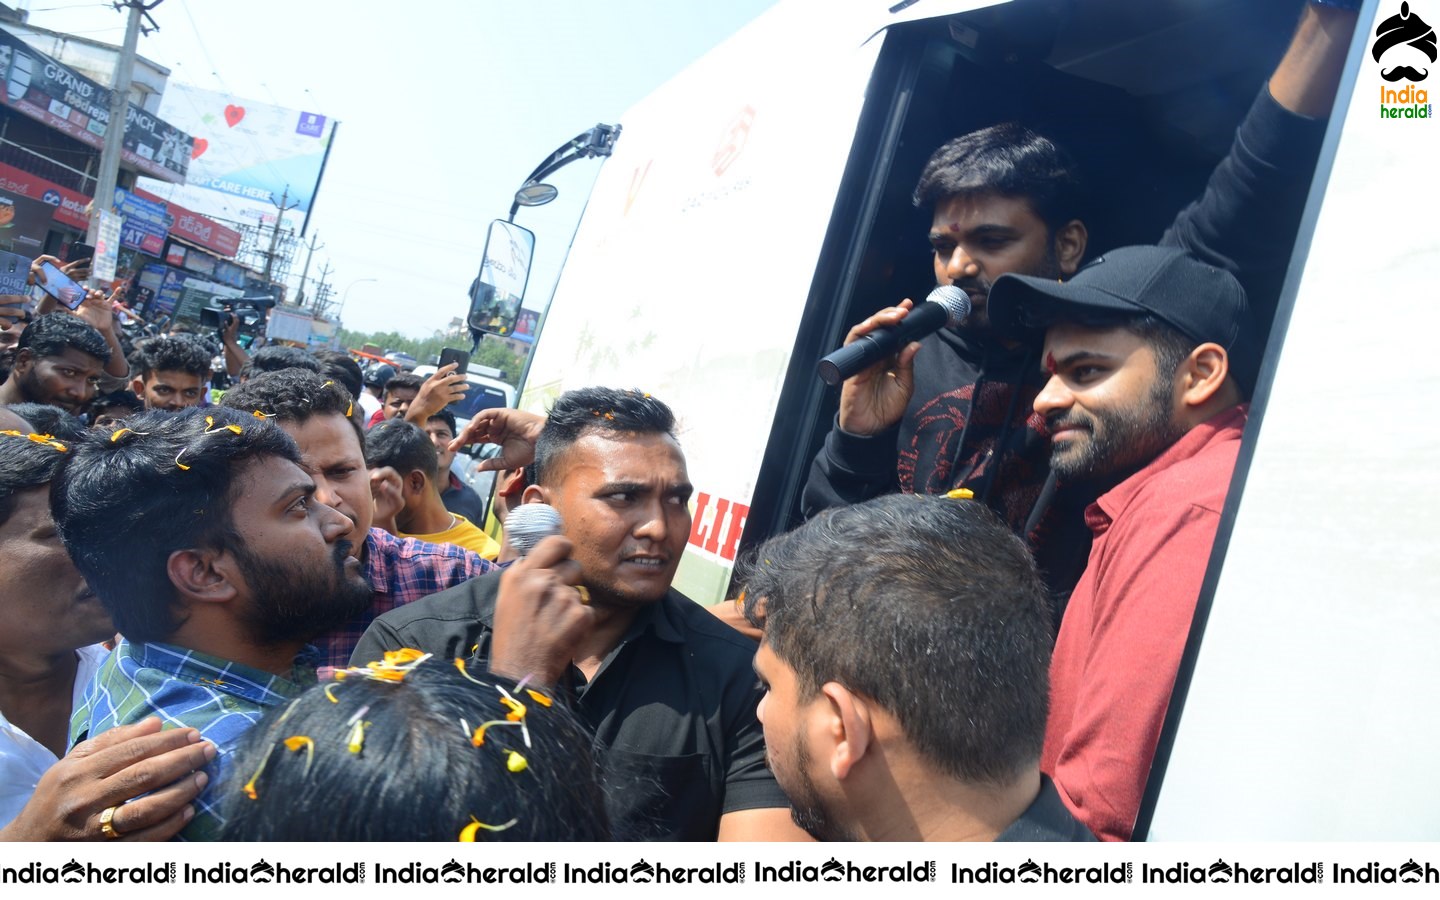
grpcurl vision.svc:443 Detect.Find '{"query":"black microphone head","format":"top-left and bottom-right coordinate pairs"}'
top-left (926, 285), bottom-right (972, 325)
top-left (505, 502), bottom-right (563, 557)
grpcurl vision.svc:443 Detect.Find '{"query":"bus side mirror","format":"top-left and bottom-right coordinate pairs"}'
top-left (467, 220), bottom-right (535, 338)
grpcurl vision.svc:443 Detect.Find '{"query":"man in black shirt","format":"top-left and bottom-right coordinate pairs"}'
top-left (744, 492), bottom-right (1093, 842)
top-left (353, 387), bottom-right (802, 841)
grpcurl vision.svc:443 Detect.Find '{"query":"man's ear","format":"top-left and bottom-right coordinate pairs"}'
top-left (10, 348), bottom-right (33, 376)
top-left (820, 682), bottom-right (873, 781)
top-left (404, 469), bottom-right (427, 498)
top-left (167, 548), bottom-right (239, 605)
top-left (497, 467), bottom-right (527, 499)
top-left (1177, 343), bottom-right (1230, 408)
top-left (129, 376), bottom-right (146, 398)
top-left (520, 483), bottom-right (551, 506)
top-left (1053, 220), bottom-right (1088, 276)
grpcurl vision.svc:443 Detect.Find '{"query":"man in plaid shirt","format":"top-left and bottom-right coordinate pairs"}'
top-left (58, 408), bottom-right (374, 840)
top-left (221, 370), bottom-right (496, 670)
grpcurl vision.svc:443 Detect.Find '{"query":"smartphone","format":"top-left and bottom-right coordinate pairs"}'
top-left (439, 347), bottom-right (471, 375)
top-left (37, 261), bottom-right (87, 310)
top-left (0, 250), bottom-right (30, 296)
top-left (67, 242), bottom-right (95, 263)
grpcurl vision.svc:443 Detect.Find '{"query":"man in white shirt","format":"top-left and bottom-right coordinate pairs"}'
top-left (0, 408), bottom-right (211, 841)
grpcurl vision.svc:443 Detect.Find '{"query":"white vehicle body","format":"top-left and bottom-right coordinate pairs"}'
top-left (513, 0), bottom-right (1440, 838)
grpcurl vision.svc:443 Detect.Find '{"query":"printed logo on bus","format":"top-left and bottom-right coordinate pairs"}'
top-left (712, 106), bottom-right (755, 176)
top-left (1375, 2), bottom-right (1434, 119)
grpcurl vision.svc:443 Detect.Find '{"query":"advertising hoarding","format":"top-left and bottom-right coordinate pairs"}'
top-left (0, 28), bottom-right (193, 184)
top-left (137, 83), bottom-right (335, 228)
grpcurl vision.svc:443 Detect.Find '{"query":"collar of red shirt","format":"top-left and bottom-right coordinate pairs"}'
top-left (1083, 403), bottom-right (1250, 536)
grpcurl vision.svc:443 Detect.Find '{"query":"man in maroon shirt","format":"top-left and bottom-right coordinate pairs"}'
top-left (987, 245), bottom-right (1252, 841)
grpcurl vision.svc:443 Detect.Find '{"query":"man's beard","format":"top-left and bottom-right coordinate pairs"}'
top-left (779, 732), bottom-right (857, 842)
top-left (234, 538), bottom-right (373, 645)
top-left (1046, 375), bottom-right (1183, 490)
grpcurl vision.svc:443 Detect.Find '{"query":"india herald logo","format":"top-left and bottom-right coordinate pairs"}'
top-left (1373, 2), bottom-right (1436, 82)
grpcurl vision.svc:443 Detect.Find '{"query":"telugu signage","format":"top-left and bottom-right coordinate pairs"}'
top-left (0, 28), bottom-right (193, 184)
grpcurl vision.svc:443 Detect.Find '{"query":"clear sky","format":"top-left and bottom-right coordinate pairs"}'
top-left (20, 0), bottom-right (777, 336)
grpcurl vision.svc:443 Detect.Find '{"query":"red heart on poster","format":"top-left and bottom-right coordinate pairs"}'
top-left (224, 105), bottom-right (245, 127)
top-left (191, 138), bottom-right (209, 159)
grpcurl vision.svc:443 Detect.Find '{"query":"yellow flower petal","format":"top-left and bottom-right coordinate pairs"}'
top-left (459, 815), bottom-right (518, 840)
top-left (347, 720), bottom-right (371, 754)
top-left (506, 751), bottom-right (528, 773)
top-left (283, 735), bottom-right (313, 752)
top-left (323, 683), bottom-right (341, 703)
top-left (525, 689), bottom-right (553, 708)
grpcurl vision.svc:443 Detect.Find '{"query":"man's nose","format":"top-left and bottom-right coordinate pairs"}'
top-left (317, 498), bottom-right (352, 541)
top-left (944, 245), bottom-right (980, 283)
top-left (311, 475), bottom-right (344, 512)
top-left (1033, 374), bottom-right (1073, 418)
top-left (633, 500), bottom-right (673, 542)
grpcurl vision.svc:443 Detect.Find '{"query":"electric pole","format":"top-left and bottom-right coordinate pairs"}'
top-left (86, 0), bottom-right (164, 252)
top-left (294, 231), bottom-right (323, 307)
top-left (262, 186), bottom-right (300, 288)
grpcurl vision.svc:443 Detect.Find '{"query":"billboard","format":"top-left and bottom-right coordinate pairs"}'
top-left (0, 28), bottom-right (193, 184)
top-left (137, 84), bottom-right (335, 228)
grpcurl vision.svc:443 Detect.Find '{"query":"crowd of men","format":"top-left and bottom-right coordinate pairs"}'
top-left (0, 2), bottom-right (1354, 844)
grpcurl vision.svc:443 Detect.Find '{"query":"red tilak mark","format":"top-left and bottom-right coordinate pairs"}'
top-left (1045, 352), bottom-right (1057, 374)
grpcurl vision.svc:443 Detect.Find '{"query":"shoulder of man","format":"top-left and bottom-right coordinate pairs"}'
top-left (365, 527), bottom-right (494, 584)
top-left (655, 590), bottom-right (763, 662)
top-left (352, 569), bottom-right (501, 665)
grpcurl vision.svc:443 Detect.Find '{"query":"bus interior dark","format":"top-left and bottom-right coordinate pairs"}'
top-left (745, 0), bottom-right (1330, 544)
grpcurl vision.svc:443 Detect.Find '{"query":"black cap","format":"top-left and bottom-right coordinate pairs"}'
top-left (989, 245), bottom-right (1250, 348)
top-left (363, 363), bottom-right (397, 388)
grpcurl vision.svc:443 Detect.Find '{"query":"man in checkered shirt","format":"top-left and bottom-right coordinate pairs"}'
top-left (220, 369), bottom-right (496, 670)
top-left (58, 408), bottom-right (374, 841)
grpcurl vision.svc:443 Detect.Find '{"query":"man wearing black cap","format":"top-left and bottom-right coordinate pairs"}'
top-left (987, 245), bottom-right (1251, 842)
top-left (358, 363), bottom-right (395, 425)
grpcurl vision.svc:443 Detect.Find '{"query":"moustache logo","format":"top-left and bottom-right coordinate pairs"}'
top-left (1382, 65), bottom-right (1429, 82)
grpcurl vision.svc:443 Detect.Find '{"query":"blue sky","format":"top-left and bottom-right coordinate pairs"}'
top-left (22, 0), bottom-right (777, 335)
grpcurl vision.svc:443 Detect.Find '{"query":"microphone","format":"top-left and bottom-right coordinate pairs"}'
top-left (816, 286), bottom-right (972, 386)
top-left (505, 502), bottom-right (563, 558)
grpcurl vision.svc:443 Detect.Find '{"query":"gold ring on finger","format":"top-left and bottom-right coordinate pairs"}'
top-left (99, 805), bottom-right (123, 839)
top-left (576, 586), bottom-right (590, 605)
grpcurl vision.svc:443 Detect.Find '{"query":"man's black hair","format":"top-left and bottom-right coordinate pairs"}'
top-left (222, 658), bottom-right (610, 841)
top-left (913, 123), bottom-right (1086, 233)
top-left (3, 403), bottom-right (85, 441)
top-left (16, 313), bottom-right (111, 366)
top-left (220, 368), bottom-right (354, 426)
top-left (743, 493), bottom-right (1053, 786)
top-left (365, 419), bottom-right (439, 481)
top-left (86, 389), bottom-right (144, 421)
top-left (426, 409), bottom-right (457, 435)
top-left (531, 387), bottom-right (676, 487)
top-left (50, 407), bottom-right (301, 642)
top-left (0, 428), bottom-right (69, 526)
top-left (312, 349), bottom-right (364, 400)
top-left (383, 372), bottom-right (424, 398)
top-left (238, 345), bottom-right (321, 381)
top-left (132, 334), bottom-right (211, 379)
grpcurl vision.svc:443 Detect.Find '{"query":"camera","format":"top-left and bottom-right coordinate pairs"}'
top-left (200, 294), bottom-right (277, 337)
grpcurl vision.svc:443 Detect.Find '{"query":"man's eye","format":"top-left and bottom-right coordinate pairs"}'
top-left (290, 496), bottom-right (311, 513)
top-left (1070, 365), bottom-right (1105, 381)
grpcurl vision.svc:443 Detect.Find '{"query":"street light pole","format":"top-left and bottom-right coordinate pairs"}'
top-left (339, 278), bottom-right (379, 323)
